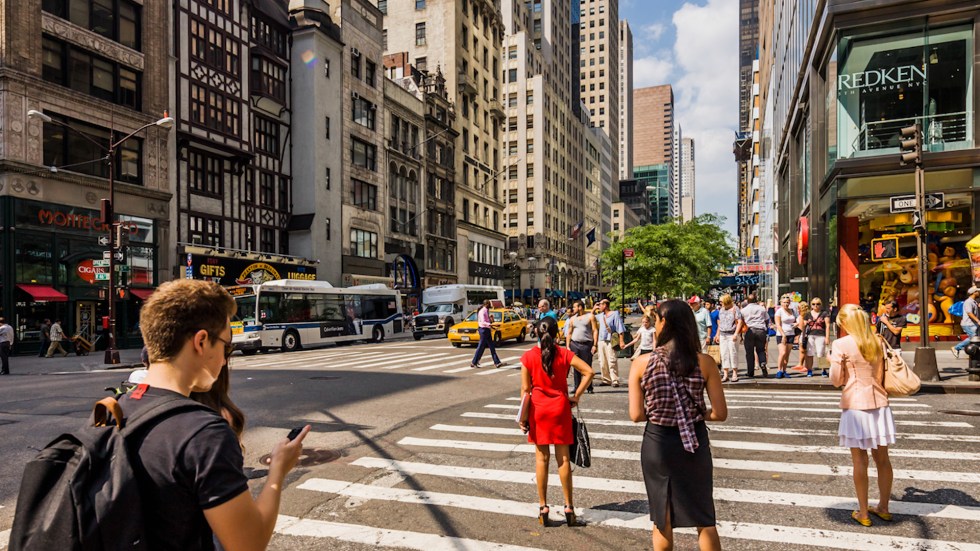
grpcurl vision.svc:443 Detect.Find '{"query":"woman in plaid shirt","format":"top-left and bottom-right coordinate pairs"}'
top-left (628, 300), bottom-right (728, 551)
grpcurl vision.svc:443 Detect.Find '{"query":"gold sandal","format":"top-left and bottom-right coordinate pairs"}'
top-left (851, 511), bottom-right (872, 527)
top-left (868, 507), bottom-right (893, 521)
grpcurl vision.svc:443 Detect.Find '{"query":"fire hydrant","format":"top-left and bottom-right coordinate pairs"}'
top-left (964, 335), bottom-right (980, 382)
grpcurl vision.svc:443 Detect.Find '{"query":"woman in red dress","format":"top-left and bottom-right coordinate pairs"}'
top-left (518, 317), bottom-right (595, 527)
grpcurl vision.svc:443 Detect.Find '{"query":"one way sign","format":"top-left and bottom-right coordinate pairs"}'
top-left (889, 192), bottom-right (944, 213)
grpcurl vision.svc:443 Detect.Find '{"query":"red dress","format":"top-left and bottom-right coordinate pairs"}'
top-left (522, 346), bottom-right (576, 445)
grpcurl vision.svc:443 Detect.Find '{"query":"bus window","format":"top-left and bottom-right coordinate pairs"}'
top-left (233, 295), bottom-right (257, 323)
top-left (258, 293), bottom-right (281, 322)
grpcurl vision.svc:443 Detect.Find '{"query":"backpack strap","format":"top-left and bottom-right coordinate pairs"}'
top-left (93, 397), bottom-right (125, 430)
top-left (121, 394), bottom-right (212, 436)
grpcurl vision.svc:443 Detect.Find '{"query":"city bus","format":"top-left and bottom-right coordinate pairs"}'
top-left (412, 284), bottom-right (505, 339)
top-left (229, 279), bottom-right (404, 353)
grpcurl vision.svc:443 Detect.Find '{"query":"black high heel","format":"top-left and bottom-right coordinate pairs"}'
top-left (538, 505), bottom-right (550, 527)
top-left (564, 505), bottom-right (584, 527)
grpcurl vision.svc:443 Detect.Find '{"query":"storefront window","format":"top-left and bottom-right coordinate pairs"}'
top-left (16, 237), bottom-right (55, 284)
top-left (825, 46), bottom-right (838, 168)
top-left (837, 23), bottom-right (973, 159)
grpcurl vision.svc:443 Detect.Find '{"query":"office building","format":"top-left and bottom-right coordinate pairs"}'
top-left (634, 163), bottom-right (671, 225)
top-left (680, 137), bottom-right (695, 221)
top-left (738, 0), bottom-right (759, 131)
top-left (379, 0), bottom-right (507, 286)
top-left (578, 0), bottom-right (620, 179)
top-left (633, 84), bottom-right (676, 222)
top-left (619, 19), bottom-right (634, 180)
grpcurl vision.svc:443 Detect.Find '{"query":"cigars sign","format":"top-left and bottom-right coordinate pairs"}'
top-left (189, 254), bottom-right (317, 286)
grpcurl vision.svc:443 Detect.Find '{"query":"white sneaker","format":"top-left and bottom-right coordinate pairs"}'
top-left (952, 349), bottom-right (961, 359)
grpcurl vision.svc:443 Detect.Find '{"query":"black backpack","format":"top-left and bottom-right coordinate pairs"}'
top-left (9, 394), bottom-right (209, 550)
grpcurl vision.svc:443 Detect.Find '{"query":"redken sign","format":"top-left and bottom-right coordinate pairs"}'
top-left (838, 64), bottom-right (925, 94)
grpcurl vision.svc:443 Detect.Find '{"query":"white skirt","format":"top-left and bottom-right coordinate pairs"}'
top-left (838, 407), bottom-right (896, 450)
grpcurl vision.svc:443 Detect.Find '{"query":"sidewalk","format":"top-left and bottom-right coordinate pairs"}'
top-left (4, 348), bottom-right (145, 376)
top-left (712, 340), bottom-right (980, 394)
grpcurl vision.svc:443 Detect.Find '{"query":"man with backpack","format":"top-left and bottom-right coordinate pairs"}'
top-left (11, 279), bottom-right (310, 550)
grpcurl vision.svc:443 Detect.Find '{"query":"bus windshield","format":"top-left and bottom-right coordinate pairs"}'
top-left (233, 295), bottom-right (257, 324)
top-left (422, 304), bottom-right (454, 314)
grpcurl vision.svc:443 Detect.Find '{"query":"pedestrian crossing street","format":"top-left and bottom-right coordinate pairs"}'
top-left (268, 388), bottom-right (980, 551)
top-left (230, 341), bottom-right (534, 378)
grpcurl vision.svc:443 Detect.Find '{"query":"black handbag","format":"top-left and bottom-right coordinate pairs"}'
top-left (570, 406), bottom-right (592, 468)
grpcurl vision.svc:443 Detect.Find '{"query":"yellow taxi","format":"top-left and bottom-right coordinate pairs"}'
top-left (448, 308), bottom-right (528, 347)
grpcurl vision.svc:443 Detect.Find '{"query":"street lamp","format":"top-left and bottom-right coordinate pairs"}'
top-left (527, 256), bottom-right (537, 304)
top-left (28, 109), bottom-right (174, 364)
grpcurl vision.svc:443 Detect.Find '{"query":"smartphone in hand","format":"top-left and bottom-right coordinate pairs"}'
top-left (287, 426), bottom-right (304, 441)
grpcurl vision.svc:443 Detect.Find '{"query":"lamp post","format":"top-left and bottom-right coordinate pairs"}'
top-left (28, 110), bottom-right (174, 364)
top-left (527, 256), bottom-right (537, 305)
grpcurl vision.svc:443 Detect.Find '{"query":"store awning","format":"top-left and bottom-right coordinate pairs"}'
top-left (17, 284), bottom-right (68, 302)
top-left (131, 288), bottom-right (155, 300)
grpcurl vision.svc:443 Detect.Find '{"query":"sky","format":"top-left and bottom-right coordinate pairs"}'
top-left (620, 0), bottom-right (740, 237)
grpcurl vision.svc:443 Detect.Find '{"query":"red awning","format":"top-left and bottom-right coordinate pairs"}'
top-left (17, 284), bottom-right (68, 302)
top-left (131, 288), bottom-right (155, 300)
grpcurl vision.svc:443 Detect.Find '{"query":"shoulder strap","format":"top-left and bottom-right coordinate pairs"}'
top-left (122, 394), bottom-right (212, 436)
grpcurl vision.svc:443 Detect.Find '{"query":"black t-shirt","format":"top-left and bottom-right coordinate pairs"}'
top-left (119, 388), bottom-right (249, 551)
top-left (877, 314), bottom-right (907, 348)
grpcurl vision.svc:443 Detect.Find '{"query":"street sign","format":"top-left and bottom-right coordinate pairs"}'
top-left (103, 251), bottom-right (111, 259)
top-left (185, 266), bottom-right (194, 279)
top-left (93, 260), bottom-right (110, 268)
top-left (114, 251), bottom-right (125, 262)
top-left (116, 265), bottom-right (130, 272)
top-left (912, 211), bottom-right (923, 229)
top-left (889, 192), bottom-right (944, 213)
top-left (95, 273), bottom-right (110, 281)
top-left (98, 235), bottom-right (110, 246)
top-left (623, 248), bottom-right (635, 258)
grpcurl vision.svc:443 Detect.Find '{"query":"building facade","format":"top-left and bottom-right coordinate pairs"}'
top-left (379, 0), bottom-right (507, 286)
top-left (633, 84), bottom-right (676, 222)
top-left (578, 0), bottom-right (620, 180)
top-left (618, 19), bottom-right (633, 180)
top-left (1, 0), bottom-right (172, 353)
top-left (760, 0), bottom-right (980, 341)
top-left (680, 137), bottom-right (695, 221)
top-left (738, 0), bottom-right (759, 131)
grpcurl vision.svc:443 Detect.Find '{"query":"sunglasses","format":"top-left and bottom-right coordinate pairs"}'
top-left (211, 334), bottom-right (234, 360)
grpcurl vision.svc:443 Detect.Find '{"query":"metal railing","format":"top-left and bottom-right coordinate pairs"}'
top-left (848, 111), bottom-right (971, 157)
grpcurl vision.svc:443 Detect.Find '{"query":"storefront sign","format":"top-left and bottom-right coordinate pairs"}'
top-left (797, 216), bottom-right (810, 265)
top-left (838, 65), bottom-right (925, 93)
top-left (76, 259), bottom-right (109, 284)
top-left (189, 254), bottom-right (317, 286)
top-left (469, 261), bottom-right (505, 280)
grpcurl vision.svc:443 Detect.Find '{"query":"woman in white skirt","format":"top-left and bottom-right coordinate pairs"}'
top-left (829, 304), bottom-right (895, 527)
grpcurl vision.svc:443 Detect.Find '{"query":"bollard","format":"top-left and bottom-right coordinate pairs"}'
top-left (964, 336), bottom-right (980, 382)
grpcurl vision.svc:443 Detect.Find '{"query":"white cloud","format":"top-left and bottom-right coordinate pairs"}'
top-left (642, 22), bottom-right (667, 43)
top-left (633, 54), bottom-right (674, 88)
top-left (669, 0), bottom-right (740, 236)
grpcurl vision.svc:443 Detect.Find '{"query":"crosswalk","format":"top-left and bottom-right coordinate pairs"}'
top-left (230, 341), bottom-right (533, 378)
top-left (268, 387), bottom-right (980, 551)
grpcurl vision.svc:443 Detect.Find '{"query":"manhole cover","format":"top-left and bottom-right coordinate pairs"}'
top-left (260, 448), bottom-right (342, 467)
top-left (940, 410), bottom-right (980, 417)
top-left (309, 376), bottom-right (341, 381)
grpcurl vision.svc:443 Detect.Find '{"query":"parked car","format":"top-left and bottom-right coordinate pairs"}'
top-left (448, 309), bottom-right (527, 347)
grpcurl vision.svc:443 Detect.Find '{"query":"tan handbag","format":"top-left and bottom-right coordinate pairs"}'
top-left (878, 335), bottom-right (921, 397)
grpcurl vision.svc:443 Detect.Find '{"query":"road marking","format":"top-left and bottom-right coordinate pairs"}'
top-left (352, 457), bottom-right (980, 522)
top-left (444, 366), bottom-right (476, 373)
top-left (725, 399), bottom-right (930, 408)
top-left (295, 477), bottom-right (980, 551)
top-left (344, 352), bottom-right (433, 370)
top-left (412, 364), bottom-right (451, 371)
top-left (429, 424), bottom-right (980, 461)
top-left (397, 437), bottom-right (980, 484)
top-left (0, 529), bottom-right (8, 550)
top-left (381, 353), bottom-right (453, 370)
top-left (474, 366), bottom-right (520, 376)
top-left (274, 515), bottom-right (544, 551)
top-left (485, 404), bottom-right (617, 414)
top-left (460, 411), bottom-right (976, 429)
top-left (722, 390), bottom-right (918, 402)
top-left (708, 424), bottom-right (980, 443)
top-left (235, 350), bottom-right (394, 368)
top-left (726, 405), bottom-right (931, 414)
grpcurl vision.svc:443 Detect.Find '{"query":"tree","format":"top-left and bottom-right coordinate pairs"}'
top-left (600, 214), bottom-right (736, 304)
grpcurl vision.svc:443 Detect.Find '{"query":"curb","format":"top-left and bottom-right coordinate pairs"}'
top-left (726, 380), bottom-right (980, 394)
top-left (101, 362), bottom-right (145, 371)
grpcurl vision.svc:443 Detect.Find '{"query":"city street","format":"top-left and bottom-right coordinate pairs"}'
top-left (0, 338), bottom-right (978, 550)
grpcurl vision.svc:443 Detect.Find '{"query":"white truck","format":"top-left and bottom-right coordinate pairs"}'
top-left (412, 284), bottom-right (505, 340)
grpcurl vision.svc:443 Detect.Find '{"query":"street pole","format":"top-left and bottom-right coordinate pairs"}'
top-left (901, 122), bottom-right (939, 381)
top-left (105, 137), bottom-right (120, 365)
top-left (621, 250), bottom-right (626, 319)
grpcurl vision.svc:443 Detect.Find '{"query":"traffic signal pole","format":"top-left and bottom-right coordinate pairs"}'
top-left (901, 123), bottom-right (939, 381)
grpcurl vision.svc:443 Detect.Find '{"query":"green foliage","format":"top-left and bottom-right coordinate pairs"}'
top-left (600, 214), bottom-right (737, 302)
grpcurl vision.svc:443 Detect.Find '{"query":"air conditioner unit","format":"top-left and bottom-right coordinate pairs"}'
top-left (369, 103), bottom-right (377, 110)
top-left (352, 91), bottom-right (360, 100)
top-left (191, 235), bottom-right (203, 245)
top-left (351, 47), bottom-right (361, 57)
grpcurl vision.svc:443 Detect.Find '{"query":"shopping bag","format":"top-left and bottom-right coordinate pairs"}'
top-left (570, 406), bottom-right (591, 468)
top-left (706, 344), bottom-right (721, 366)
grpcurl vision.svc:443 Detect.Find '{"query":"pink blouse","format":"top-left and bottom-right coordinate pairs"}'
top-left (829, 335), bottom-right (888, 411)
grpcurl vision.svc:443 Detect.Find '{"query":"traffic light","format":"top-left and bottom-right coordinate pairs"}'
top-left (899, 123), bottom-right (922, 166)
top-left (115, 224), bottom-right (129, 249)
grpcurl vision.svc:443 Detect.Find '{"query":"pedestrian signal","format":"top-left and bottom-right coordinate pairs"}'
top-left (871, 237), bottom-right (899, 261)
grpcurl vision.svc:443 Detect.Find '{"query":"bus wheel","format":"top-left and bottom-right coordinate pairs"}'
top-left (516, 329), bottom-right (527, 343)
top-left (372, 326), bottom-right (385, 343)
top-left (282, 331), bottom-right (301, 352)
top-left (242, 349), bottom-right (258, 356)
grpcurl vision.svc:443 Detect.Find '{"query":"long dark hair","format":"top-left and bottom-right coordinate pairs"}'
top-left (190, 364), bottom-right (246, 447)
top-left (655, 299), bottom-right (701, 378)
top-left (537, 317), bottom-right (559, 376)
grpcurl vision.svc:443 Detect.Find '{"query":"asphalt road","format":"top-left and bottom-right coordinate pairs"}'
top-left (0, 336), bottom-right (978, 550)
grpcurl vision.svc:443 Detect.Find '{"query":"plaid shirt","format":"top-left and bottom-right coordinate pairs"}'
top-left (641, 348), bottom-right (706, 453)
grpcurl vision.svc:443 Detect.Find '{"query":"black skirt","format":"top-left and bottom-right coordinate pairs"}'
top-left (640, 421), bottom-right (715, 528)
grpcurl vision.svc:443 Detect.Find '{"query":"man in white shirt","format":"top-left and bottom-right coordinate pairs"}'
top-left (953, 286), bottom-right (980, 358)
top-left (735, 294), bottom-right (770, 378)
top-left (0, 317), bottom-right (13, 375)
top-left (46, 319), bottom-right (69, 358)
